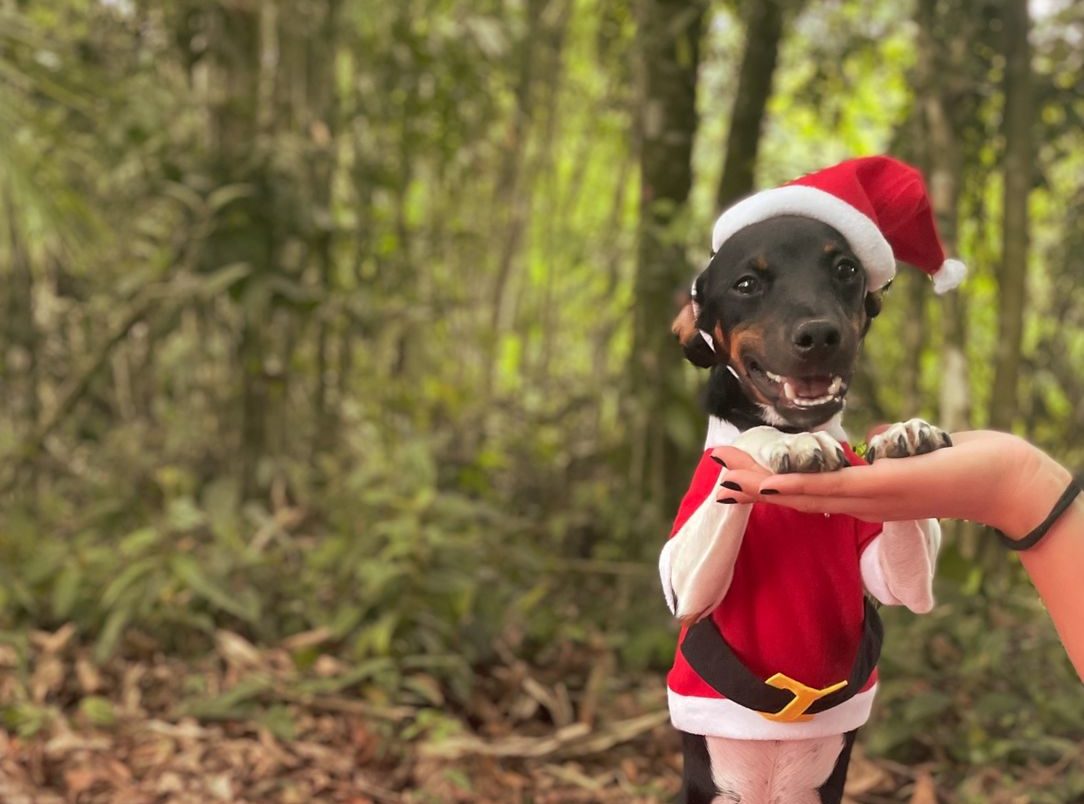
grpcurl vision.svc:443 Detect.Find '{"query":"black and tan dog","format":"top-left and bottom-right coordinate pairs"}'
top-left (661, 206), bottom-right (956, 803)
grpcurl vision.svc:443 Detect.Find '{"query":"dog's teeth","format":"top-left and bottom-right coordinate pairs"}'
top-left (793, 393), bottom-right (831, 408)
top-left (766, 370), bottom-right (784, 384)
top-left (828, 376), bottom-right (843, 395)
top-left (783, 382), bottom-right (797, 401)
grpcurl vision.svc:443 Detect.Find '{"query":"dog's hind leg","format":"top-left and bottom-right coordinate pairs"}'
top-left (817, 730), bottom-right (858, 804)
top-left (677, 732), bottom-right (719, 804)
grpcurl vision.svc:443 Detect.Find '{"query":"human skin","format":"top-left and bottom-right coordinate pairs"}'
top-left (709, 430), bottom-right (1084, 680)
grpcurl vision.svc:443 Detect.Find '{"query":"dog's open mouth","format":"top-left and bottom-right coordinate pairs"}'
top-left (746, 359), bottom-right (847, 410)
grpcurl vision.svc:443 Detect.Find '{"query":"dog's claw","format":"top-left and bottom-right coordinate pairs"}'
top-left (869, 418), bottom-right (953, 463)
top-left (734, 427), bottom-right (850, 476)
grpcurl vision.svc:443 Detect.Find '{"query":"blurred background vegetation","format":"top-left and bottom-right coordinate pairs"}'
top-left (0, 0), bottom-right (1082, 801)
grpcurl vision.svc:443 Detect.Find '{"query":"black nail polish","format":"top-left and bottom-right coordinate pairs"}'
top-left (761, 489), bottom-right (779, 496)
top-left (710, 456), bottom-right (727, 467)
top-left (718, 497), bottom-right (737, 504)
top-left (720, 481), bottom-right (742, 492)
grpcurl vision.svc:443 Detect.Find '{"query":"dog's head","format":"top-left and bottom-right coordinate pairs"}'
top-left (673, 215), bottom-right (883, 430)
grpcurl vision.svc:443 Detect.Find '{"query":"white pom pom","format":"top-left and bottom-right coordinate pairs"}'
top-left (932, 259), bottom-right (966, 294)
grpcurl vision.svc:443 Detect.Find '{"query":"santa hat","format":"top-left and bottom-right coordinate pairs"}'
top-left (709, 156), bottom-right (966, 294)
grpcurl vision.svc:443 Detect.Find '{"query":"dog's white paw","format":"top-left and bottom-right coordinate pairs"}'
top-left (867, 418), bottom-right (952, 463)
top-left (733, 426), bottom-right (850, 474)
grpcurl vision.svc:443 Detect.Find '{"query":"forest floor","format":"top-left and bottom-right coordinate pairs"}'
top-left (0, 625), bottom-right (1057, 804)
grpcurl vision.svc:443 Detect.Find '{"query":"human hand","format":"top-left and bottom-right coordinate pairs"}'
top-left (712, 430), bottom-right (1073, 540)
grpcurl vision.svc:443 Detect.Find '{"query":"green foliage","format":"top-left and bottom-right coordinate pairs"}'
top-left (873, 574), bottom-right (1084, 800)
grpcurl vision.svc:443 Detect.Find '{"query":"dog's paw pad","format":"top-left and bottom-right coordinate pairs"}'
top-left (868, 419), bottom-right (952, 462)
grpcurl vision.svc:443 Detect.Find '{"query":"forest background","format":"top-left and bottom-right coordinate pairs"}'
top-left (1, 0), bottom-right (1083, 801)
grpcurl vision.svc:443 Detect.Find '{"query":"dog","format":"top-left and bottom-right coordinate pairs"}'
top-left (663, 213), bottom-right (950, 804)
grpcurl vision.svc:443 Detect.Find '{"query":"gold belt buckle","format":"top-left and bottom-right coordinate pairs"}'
top-left (758, 673), bottom-right (848, 722)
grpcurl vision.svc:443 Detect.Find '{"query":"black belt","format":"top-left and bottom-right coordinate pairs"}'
top-left (681, 598), bottom-right (883, 720)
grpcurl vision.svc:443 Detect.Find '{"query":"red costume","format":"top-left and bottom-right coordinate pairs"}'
top-left (659, 419), bottom-right (928, 741)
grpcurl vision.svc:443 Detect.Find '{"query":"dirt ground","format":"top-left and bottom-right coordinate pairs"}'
top-left (0, 626), bottom-right (1052, 803)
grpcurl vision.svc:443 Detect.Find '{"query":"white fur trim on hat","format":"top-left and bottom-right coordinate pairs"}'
top-left (711, 185), bottom-right (896, 291)
top-left (931, 258), bottom-right (966, 294)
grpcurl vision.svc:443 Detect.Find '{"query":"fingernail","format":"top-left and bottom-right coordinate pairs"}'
top-left (710, 456), bottom-right (727, 467)
top-left (720, 481), bottom-right (742, 492)
top-left (760, 489), bottom-right (779, 496)
top-left (718, 497), bottom-right (737, 504)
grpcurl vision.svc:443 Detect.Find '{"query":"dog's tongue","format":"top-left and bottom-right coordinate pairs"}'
top-left (791, 376), bottom-right (834, 398)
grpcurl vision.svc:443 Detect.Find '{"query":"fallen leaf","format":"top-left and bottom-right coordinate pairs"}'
top-left (910, 770), bottom-right (939, 804)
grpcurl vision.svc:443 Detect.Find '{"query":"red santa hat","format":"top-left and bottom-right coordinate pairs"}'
top-left (710, 156), bottom-right (966, 294)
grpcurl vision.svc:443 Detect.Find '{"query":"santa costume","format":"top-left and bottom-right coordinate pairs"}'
top-left (660, 156), bottom-right (965, 744)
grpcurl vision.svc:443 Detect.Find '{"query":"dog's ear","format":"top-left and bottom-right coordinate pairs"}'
top-left (864, 290), bottom-right (883, 320)
top-left (861, 289), bottom-right (884, 336)
top-left (671, 290), bottom-right (719, 369)
top-left (672, 301), bottom-right (718, 369)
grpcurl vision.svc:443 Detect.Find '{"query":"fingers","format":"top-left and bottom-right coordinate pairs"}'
top-left (718, 468), bottom-right (770, 494)
top-left (711, 447), bottom-right (770, 505)
top-left (710, 446), bottom-right (766, 472)
top-left (756, 466), bottom-right (872, 497)
top-left (749, 493), bottom-right (871, 516)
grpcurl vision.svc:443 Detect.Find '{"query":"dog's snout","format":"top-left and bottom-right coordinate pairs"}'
top-left (792, 319), bottom-right (841, 355)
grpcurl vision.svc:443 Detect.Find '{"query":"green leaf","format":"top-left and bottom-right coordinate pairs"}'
top-left (101, 557), bottom-right (157, 610)
top-left (94, 608), bottom-right (130, 663)
top-left (79, 695), bottom-right (116, 727)
top-left (182, 675), bottom-right (273, 721)
top-left (257, 704), bottom-right (296, 741)
top-left (206, 183), bottom-right (254, 213)
top-left (170, 556), bottom-right (261, 624)
top-left (51, 564), bottom-right (81, 620)
top-left (200, 262), bottom-right (253, 299)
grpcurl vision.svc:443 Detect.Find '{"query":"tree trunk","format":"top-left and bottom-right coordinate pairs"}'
top-left (913, 0), bottom-right (970, 433)
top-left (989, 0), bottom-right (1033, 431)
top-left (631, 0), bottom-right (704, 510)
top-left (311, 0), bottom-right (343, 465)
top-left (716, 0), bottom-right (784, 211)
top-left (207, 1), bottom-right (276, 499)
top-left (3, 181), bottom-right (40, 492)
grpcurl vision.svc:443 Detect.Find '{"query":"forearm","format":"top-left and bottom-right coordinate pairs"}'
top-left (1017, 495), bottom-right (1084, 680)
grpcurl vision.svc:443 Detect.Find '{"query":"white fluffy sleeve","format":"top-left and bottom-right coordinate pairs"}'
top-left (860, 519), bottom-right (941, 613)
top-left (660, 476), bottom-right (752, 622)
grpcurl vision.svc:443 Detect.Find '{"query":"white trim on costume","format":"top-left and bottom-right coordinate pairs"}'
top-left (659, 538), bottom-right (678, 616)
top-left (668, 684), bottom-right (878, 741)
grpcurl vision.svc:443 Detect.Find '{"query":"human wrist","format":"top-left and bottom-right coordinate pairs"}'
top-left (993, 439), bottom-right (1074, 542)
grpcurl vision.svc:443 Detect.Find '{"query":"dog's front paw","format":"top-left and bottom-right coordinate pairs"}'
top-left (734, 426), bottom-right (849, 474)
top-left (867, 418), bottom-right (952, 463)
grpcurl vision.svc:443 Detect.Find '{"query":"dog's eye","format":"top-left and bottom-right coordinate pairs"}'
top-left (835, 260), bottom-right (860, 281)
top-left (733, 276), bottom-right (761, 295)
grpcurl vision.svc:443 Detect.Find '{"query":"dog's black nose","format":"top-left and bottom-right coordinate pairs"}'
top-left (792, 319), bottom-right (841, 355)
